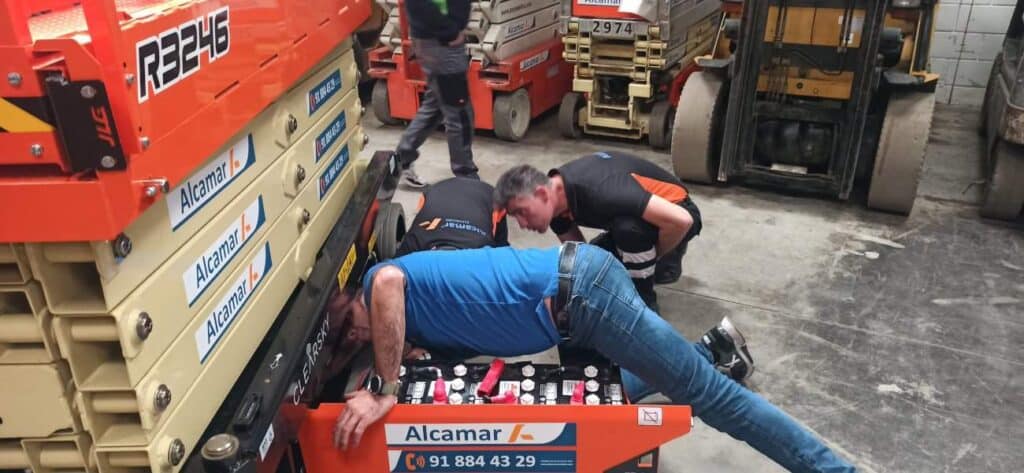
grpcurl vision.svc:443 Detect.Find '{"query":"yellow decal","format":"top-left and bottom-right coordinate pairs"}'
top-left (337, 244), bottom-right (357, 288)
top-left (368, 230), bottom-right (379, 255)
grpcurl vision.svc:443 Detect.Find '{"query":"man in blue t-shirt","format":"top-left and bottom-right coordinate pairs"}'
top-left (332, 243), bottom-right (856, 472)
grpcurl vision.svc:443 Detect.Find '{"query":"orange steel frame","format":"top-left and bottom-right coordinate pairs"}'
top-left (369, 40), bottom-right (571, 130)
top-left (299, 404), bottom-right (692, 472)
top-left (0, 0), bottom-right (371, 242)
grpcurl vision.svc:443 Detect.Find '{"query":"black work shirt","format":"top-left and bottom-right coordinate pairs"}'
top-left (396, 177), bottom-right (508, 257)
top-left (405, 0), bottom-right (471, 43)
top-left (549, 151), bottom-right (689, 235)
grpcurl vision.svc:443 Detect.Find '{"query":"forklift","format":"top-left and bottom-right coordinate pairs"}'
top-left (672, 0), bottom-right (938, 215)
top-left (979, 0), bottom-right (1024, 220)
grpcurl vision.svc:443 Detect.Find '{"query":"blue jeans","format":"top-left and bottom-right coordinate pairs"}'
top-left (562, 244), bottom-right (855, 473)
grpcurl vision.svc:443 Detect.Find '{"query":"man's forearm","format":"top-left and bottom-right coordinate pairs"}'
top-left (370, 269), bottom-right (407, 382)
top-left (656, 229), bottom-right (686, 256)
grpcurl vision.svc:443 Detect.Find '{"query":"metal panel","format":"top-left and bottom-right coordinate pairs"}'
top-left (0, 244), bottom-right (32, 285)
top-left (0, 282), bottom-right (61, 364)
top-left (0, 362), bottom-right (81, 438)
top-left (51, 91), bottom-right (364, 396)
top-left (22, 433), bottom-right (97, 473)
top-left (92, 155), bottom-right (371, 473)
top-left (25, 47), bottom-right (358, 315)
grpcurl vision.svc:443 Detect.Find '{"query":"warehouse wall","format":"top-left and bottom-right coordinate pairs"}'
top-left (931, 0), bottom-right (1016, 106)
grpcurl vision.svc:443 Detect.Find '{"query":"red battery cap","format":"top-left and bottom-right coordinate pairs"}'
top-left (477, 359), bottom-right (506, 396)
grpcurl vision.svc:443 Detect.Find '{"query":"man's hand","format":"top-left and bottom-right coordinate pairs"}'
top-left (333, 391), bottom-right (397, 450)
top-left (448, 31), bottom-right (466, 46)
top-left (404, 347), bottom-right (431, 361)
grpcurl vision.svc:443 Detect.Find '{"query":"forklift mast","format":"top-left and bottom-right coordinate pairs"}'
top-left (719, 0), bottom-right (892, 198)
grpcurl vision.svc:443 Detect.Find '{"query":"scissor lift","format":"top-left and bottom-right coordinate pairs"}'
top-left (0, 2), bottom-right (408, 473)
top-left (368, 0), bottom-right (572, 141)
top-left (557, 0), bottom-right (721, 148)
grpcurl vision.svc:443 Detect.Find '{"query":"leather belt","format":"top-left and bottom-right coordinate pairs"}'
top-left (553, 242), bottom-right (579, 334)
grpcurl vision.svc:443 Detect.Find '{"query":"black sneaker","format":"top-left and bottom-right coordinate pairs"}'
top-left (701, 317), bottom-right (755, 382)
top-left (654, 265), bottom-right (680, 285)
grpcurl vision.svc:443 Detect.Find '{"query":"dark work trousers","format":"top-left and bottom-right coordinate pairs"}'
top-left (395, 38), bottom-right (479, 178)
top-left (588, 197), bottom-right (703, 312)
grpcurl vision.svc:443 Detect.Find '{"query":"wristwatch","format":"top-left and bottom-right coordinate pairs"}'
top-left (366, 374), bottom-right (401, 397)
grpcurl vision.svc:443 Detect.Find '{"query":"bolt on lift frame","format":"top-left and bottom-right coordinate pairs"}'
top-left (0, 0), bottom-right (371, 242)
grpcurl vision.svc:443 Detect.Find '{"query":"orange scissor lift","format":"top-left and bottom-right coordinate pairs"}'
top-left (367, 0), bottom-right (572, 142)
top-left (0, 0), bottom-right (375, 242)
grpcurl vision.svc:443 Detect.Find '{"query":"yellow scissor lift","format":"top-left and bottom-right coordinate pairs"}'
top-left (558, 0), bottom-right (721, 148)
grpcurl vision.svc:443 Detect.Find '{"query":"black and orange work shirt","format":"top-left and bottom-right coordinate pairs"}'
top-left (396, 177), bottom-right (508, 257)
top-left (549, 151), bottom-right (689, 235)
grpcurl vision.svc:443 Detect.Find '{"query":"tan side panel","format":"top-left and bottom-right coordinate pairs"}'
top-left (0, 244), bottom-right (31, 285)
top-left (26, 44), bottom-right (359, 315)
top-left (94, 156), bottom-right (369, 473)
top-left (22, 433), bottom-right (96, 473)
top-left (52, 90), bottom-right (363, 395)
top-left (81, 129), bottom-right (367, 448)
top-left (0, 282), bottom-right (60, 364)
top-left (0, 440), bottom-right (30, 469)
top-left (0, 362), bottom-right (80, 438)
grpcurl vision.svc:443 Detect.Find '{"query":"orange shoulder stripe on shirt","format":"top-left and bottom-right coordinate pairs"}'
top-left (492, 209), bottom-right (506, 235)
top-left (630, 173), bottom-right (687, 203)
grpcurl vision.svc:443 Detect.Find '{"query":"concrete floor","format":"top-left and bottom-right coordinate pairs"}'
top-left (361, 103), bottom-right (1024, 472)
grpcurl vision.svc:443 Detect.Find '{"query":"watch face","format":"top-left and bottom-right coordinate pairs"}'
top-left (367, 375), bottom-right (382, 394)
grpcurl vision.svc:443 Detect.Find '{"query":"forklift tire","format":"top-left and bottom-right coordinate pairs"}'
top-left (493, 88), bottom-right (532, 142)
top-left (867, 91), bottom-right (934, 215)
top-left (559, 92), bottom-right (585, 139)
top-left (980, 53), bottom-right (1002, 136)
top-left (374, 201), bottom-right (406, 260)
top-left (980, 140), bottom-right (1024, 220)
top-left (670, 71), bottom-right (726, 184)
top-left (648, 101), bottom-right (673, 150)
top-left (372, 80), bottom-right (403, 126)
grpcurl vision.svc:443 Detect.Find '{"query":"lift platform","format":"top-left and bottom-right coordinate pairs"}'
top-left (0, 0), bottom-right (372, 242)
top-left (367, 0), bottom-right (571, 142)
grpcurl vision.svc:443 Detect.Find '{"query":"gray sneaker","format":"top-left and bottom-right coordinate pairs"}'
top-left (401, 167), bottom-right (427, 189)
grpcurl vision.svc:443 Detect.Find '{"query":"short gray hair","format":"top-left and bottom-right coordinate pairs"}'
top-left (494, 165), bottom-right (549, 208)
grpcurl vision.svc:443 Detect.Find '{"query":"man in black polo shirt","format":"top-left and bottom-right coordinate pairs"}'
top-left (494, 151), bottom-right (702, 312)
top-left (396, 177), bottom-right (508, 256)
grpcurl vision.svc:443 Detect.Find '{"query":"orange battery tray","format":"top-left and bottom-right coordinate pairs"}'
top-left (299, 403), bottom-right (692, 473)
top-left (0, 0), bottom-right (370, 242)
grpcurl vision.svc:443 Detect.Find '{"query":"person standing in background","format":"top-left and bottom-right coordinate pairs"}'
top-left (393, 0), bottom-right (478, 188)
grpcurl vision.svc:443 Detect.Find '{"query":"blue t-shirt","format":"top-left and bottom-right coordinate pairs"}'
top-left (362, 246), bottom-right (562, 357)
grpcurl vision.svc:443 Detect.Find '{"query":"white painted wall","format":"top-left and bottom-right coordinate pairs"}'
top-left (931, 0), bottom-right (1016, 105)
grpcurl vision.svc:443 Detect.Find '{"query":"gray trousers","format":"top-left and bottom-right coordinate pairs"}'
top-left (396, 39), bottom-right (478, 178)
